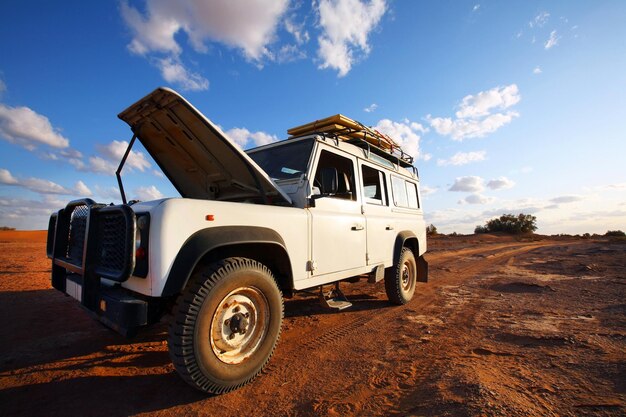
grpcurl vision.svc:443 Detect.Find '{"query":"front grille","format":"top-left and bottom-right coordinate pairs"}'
top-left (95, 211), bottom-right (132, 277)
top-left (67, 204), bottom-right (89, 264)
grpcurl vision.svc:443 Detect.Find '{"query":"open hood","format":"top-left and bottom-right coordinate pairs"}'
top-left (118, 88), bottom-right (292, 205)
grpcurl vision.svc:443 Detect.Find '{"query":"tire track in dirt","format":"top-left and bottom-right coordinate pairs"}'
top-left (253, 241), bottom-right (579, 416)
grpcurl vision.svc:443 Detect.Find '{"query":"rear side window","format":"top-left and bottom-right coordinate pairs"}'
top-left (391, 176), bottom-right (420, 209)
top-left (406, 182), bottom-right (419, 209)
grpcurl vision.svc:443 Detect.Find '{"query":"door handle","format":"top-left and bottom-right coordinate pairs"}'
top-left (351, 224), bottom-right (365, 231)
top-left (386, 225), bottom-right (394, 230)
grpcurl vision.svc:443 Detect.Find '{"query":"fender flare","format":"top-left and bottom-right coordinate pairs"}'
top-left (393, 231), bottom-right (428, 283)
top-left (161, 226), bottom-right (289, 297)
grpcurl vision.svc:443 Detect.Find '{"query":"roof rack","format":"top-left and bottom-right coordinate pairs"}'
top-left (287, 114), bottom-right (416, 171)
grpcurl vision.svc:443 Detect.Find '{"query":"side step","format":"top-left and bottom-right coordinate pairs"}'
top-left (319, 283), bottom-right (352, 310)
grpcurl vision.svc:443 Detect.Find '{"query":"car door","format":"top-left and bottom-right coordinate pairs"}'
top-left (309, 148), bottom-right (366, 276)
top-left (360, 162), bottom-right (396, 266)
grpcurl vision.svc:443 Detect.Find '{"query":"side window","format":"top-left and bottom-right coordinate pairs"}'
top-left (391, 176), bottom-right (408, 207)
top-left (406, 181), bottom-right (419, 209)
top-left (361, 165), bottom-right (387, 205)
top-left (391, 177), bottom-right (420, 209)
top-left (313, 150), bottom-right (356, 201)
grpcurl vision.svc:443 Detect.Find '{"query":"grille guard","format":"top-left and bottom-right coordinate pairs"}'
top-left (47, 199), bottom-right (136, 310)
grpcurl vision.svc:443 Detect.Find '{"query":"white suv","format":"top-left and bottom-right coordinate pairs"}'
top-left (46, 88), bottom-right (428, 394)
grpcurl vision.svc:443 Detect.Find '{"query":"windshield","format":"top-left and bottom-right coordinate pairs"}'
top-left (247, 139), bottom-right (314, 180)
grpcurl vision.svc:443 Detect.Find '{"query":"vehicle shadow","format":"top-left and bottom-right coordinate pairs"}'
top-left (0, 373), bottom-right (207, 416)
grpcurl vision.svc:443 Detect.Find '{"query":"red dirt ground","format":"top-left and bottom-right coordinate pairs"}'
top-left (0, 231), bottom-right (624, 416)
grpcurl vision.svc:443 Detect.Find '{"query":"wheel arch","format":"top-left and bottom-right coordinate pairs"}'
top-left (162, 226), bottom-right (293, 297)
top-left (393, 231), bottom-right (428, 283)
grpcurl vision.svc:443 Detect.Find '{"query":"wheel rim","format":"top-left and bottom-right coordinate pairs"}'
top-left (209, 286), bottom-right (270, 365)
top-left (400, 260), bottom-right (414, 292)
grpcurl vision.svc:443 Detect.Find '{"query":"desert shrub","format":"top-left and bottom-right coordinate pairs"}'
top-left (474, 225), bottom-right (488, 234)
top-left (605, 230), bottom-right (625, 237)
top-left (476, 213), bottom-right (537, 235)
top-left (0, 226), bottom-right (16, 231)
top-left (426, 224), bottom-right (438, 236)
top-left (582, 233), bottom-right (591, 239)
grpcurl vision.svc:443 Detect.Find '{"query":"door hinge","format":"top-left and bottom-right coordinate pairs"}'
top-left (307, 260), bottom-right (317, 271)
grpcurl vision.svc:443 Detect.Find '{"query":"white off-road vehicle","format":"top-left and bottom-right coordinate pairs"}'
top-left (47, 88), bottom-right (428, 393)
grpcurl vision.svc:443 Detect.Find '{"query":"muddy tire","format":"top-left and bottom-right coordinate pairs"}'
top-left (168, 257), bottom-right (283, 394)
top-left (385, 247), bottom-right (417, 305)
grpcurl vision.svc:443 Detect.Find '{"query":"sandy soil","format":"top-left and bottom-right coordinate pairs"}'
top-left (0, 230), bottom-right (624, 416)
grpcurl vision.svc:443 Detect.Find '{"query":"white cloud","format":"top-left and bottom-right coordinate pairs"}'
top-left (95, 185), bottom-right (122, 201)
top-left (157, 57), bottom-right (209, 91)
top-left (85, 156), bottom-right (116, 175)
top-left (121, 0), bottom-right (290, 63)
top-left (486, 177), bottom-right (515, 190)
top-left (316, 0), bottom-right (387, 77)
top-left (133, 185), bottom-right (164, 201)
top-left (225, 127), bottom-right (278, 149)
top-left (275, 44), bottom-right (307, 63)
top-left (545, 30), bottom-right (560, 49)
top-left (530, 11), bottom-right (550, 28)
top-left (533, 66), bottom-right (542, 74)
top-left (21, 177), bottom-right (71, 195)
top-left (0, 104), bottom-right (69, 150)
top-left (472, 4), bottom-right (480, 12)
top-left (421, 185), bottom-right (437, 196)
top-left (459, 193), bottom-right (495, 205)
top-left (428, 84), bottom-right (520, 141)
top-left (373, 119), bottom-right (427, 161)
top-left (1, 168), bottom-right (76, 195)
top-left (0, 168), bottom-right (19, 185)
top-left (550, 195), bottom-right (583, 204)
top-left (284, 16), bottom-right (310, 45)
top-left (120, 1), bottom-right (182, 55)
top-left (455, 84), bottom-right (520, 119)
top-left (364, 103), bottom-right (378, 113)
top-left (74, 180), bottom-right (92, 196)
top-left (437, 150), bottom-right (486, 166)
top-left (449, 176), bottom-right (484, 193)
top-left (91, 140), bottom-right (151, 173)
top-left (428, 112), bottom-right (519, 141)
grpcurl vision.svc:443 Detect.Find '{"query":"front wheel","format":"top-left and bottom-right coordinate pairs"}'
top-left (385, 247), bottom-right (417, 305)
top-left (168, 257), bottom-right (283, 394)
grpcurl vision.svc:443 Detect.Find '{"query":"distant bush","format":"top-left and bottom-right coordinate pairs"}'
top-left (582, 233), bottom-right (591, 239)
top-left (605, 230), bottom-right (625, 237)
top-left (474, 225), bottom-right (488, 234)
top-left (474, 213), bottom-right (537, 235)
top-left (426, 224), bottom-right (438, 236)
top-left (0, 226), bottom-right (16, 231)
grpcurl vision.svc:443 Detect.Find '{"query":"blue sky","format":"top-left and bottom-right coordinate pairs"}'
top-left (0, 0), bottom-right (625, 234)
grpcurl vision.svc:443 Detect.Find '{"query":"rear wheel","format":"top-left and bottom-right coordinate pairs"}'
top-left (385, 247), bottom-right (417, 305)
top-left (168, 257), bottom-right (283, 394)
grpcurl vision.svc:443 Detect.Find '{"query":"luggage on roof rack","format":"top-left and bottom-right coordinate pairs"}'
top-left (287, 114), bottom-right (414, 166)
